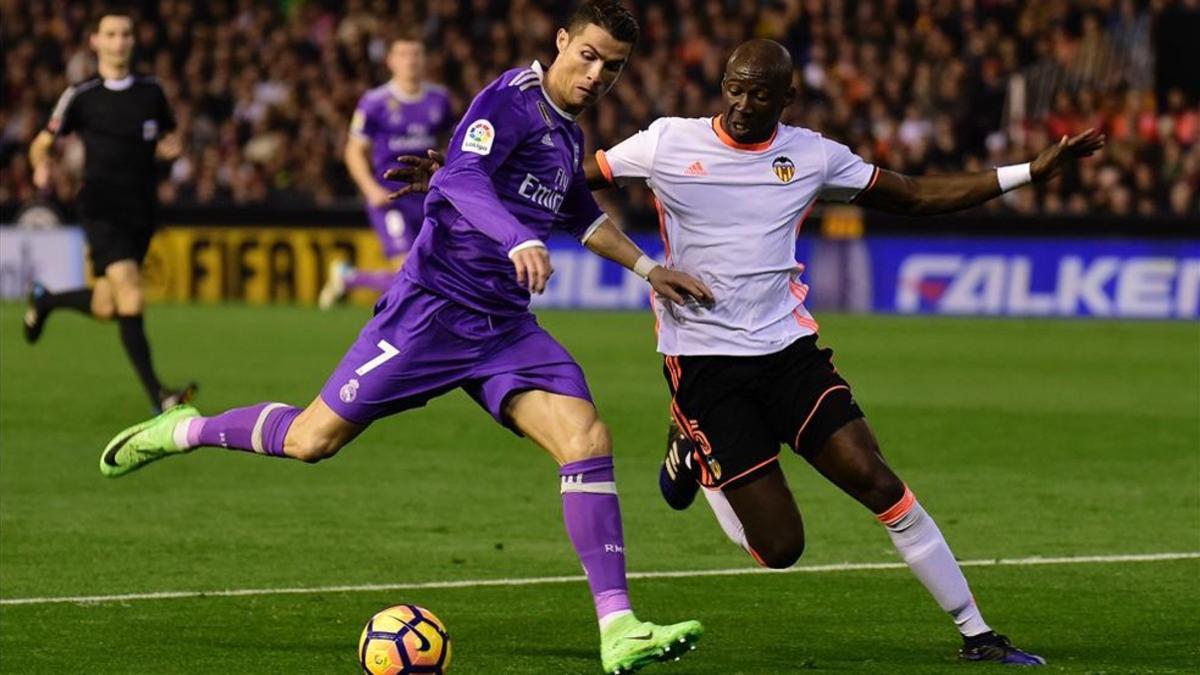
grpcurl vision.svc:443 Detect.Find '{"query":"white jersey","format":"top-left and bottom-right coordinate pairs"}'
top-left (597, 116), bottom-right (878, 356)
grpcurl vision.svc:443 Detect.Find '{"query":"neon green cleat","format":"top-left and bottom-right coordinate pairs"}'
top-left (600, 614), bottom-right (703, 674)
top-left (100, 404), bottom-right (199, 478)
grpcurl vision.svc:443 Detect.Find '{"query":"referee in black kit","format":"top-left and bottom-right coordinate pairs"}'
top-left (26, 9), bottom-right (195, 413)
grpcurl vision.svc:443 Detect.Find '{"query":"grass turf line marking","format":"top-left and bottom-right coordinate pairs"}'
top-left (2, 551), bottom-right (1196, 607)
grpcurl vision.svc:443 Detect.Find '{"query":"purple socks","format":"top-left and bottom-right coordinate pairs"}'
top-left (179, 403), bottom-right (300, 456)
top-left (560, 456), bottom-right (632, 623)
top-left (344, 269), bottom-right (395, 293)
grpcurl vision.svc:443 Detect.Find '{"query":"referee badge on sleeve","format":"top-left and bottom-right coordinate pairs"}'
top-left (142, 120), bottom-right (159, 141)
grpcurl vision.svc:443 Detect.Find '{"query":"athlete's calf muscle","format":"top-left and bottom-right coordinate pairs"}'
top-left (283, 397), bottom-right (364, 463)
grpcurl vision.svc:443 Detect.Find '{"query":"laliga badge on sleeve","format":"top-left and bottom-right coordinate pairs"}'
top-left (462, 119), bottom-right (495, 155)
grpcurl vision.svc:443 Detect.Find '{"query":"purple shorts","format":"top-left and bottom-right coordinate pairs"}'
top-left (320, 278), bottom-right (593, 431)
top-left (367, 193), bottom-right (425, 258)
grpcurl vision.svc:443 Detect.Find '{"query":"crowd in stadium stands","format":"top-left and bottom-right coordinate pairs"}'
top-left (2, 0), bottom-right (1197, 224)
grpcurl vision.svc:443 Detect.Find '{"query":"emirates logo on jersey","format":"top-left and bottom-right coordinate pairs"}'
top-left (772, 156), bottom-right (795, 182)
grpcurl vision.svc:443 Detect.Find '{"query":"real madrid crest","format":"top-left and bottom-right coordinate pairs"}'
top-left (772, 156), bottom-right (795, 183)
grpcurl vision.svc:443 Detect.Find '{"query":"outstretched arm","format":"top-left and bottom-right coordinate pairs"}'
top-left (856, 129), bottom-right (1105, 215)
top-left (584, 219), bottom-right (713, 305)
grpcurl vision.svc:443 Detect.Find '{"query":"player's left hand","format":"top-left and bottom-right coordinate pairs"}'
top-left (385, 150), bottom-right (445, 199)
top-left (648, 267), bottom-right (714, 307)
top-left (1030, 128), bottom-right (1106, 182)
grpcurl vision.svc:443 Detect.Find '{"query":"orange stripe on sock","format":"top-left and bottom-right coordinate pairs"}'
top-left (875, 486), bottom-right (915, 526)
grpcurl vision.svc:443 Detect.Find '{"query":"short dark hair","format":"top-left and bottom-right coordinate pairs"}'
top-left (387, 25), bottom-right (425, 47)
top-left (567, 0), bottom-right (639, 46)
top-left (92, 8), bottom-right (135, 33)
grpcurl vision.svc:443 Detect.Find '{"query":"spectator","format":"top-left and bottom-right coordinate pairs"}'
top-left (2, 0), bottom-right (1196, 222)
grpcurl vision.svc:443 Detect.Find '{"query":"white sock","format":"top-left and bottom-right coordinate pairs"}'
top-left (598, 609), bottom-right (633, 631)
top-left (878, 487), bottom-right (991, 637)
top-left (702, 487), bottom-right (757, 558)
top-left (171, 417), bottom-right (201, 450)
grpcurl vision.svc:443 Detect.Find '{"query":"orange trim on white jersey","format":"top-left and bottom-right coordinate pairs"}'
top-left (794, 201), bottom-right (816, 236)
top-left (792, 309), bottom-right (819, 333)
top-left (594, 149), bottom-right (614, 184)
top-left (789, 280), bottom-right (809, 303)
top-left (711, 115), bottom-right (777, 152)
top-left (850, 165), bottom-right (881, 203)
top-left (653, 196), bottom-right (671, 264)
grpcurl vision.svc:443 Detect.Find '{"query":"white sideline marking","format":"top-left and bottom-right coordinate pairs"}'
top-left (2, 551), bottom-right (1196, 607)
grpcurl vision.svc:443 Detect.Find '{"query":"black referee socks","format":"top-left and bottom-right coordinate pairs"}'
top-left (44, 287), bottom-right (94, 315)
top-left (116, 314), bottom-right (164, 409)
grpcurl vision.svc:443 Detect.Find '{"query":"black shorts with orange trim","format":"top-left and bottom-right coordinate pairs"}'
top-left (663, 335), bottom-right (864, 491)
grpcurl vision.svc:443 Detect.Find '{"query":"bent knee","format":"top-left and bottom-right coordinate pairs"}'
top-left (751, 532), bottom-right (805, 569)
top-left (561, 419), bottom-right (612, 462)
top-left (92, 302), bottom-right (115, 320)
top-left (113, 290), bottom-right (144, 314)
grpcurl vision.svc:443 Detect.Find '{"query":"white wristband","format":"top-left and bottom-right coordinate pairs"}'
top-left (507, 240), bottom-right (546, 258)
top-left (996, 163), bottom-right (1032, 192)
top-left (632, 254), bottom-right (659, 280)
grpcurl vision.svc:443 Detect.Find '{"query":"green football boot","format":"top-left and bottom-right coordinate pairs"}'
top-left (600, 613), bottom-right (703, 674)
top-left (100, 404), bottom-right (199, 478)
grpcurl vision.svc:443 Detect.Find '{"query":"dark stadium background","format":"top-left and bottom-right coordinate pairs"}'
top-left (2, 0), bottom-right (1198, 225)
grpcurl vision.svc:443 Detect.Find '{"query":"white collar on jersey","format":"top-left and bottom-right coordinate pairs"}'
top-left (530, 61), bottom-right (577, 121)
top-left (387, 81), bottom-right (426, 103)
top-left (103, 75), bottom-right (134, 91)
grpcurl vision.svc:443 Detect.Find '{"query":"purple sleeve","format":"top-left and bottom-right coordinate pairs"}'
top-left (557, 164), bottom-right (606, 241)
top-left (432, 85), bottom-right (538, 251)
top-left (349, 94), bottom-right (375, 140)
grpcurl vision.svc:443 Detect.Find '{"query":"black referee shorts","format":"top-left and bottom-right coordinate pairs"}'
top-left (78, 183), bottom-right (156, 277)
top-left (664, 335), bottom-right (864, 490)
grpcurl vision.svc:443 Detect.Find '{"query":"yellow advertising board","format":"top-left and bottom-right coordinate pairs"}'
top-left (138, 226), bottom-right (389, 305)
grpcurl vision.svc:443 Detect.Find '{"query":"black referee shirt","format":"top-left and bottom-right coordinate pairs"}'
top-left (47, 75), bottom-right (175, 190)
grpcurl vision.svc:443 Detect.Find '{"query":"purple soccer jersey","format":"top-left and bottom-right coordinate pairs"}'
top-left (402, 61), bottom-right (608, 317)
top-left (320, 63), bottom-right (606, 429)
top-left (182, 64), bottom-right (639, 631)
top-left (350, 82), bottom-right (453, 256)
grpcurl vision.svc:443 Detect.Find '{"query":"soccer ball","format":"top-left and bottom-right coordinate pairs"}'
top-left (358, 604), bottom-right (452, 674)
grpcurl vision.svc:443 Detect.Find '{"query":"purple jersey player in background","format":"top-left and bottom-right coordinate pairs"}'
top-left (99, 4), bottom-right (715, 673)
top-left (319, 30), bottom-right (453, 309)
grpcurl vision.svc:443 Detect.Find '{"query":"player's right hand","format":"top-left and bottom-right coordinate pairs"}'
top-left (385, 149), bottom-right (445, 199)
top-left (648, 267), bottom-right (714, 307)
top-left (511, 245), bottom-right (553, 295)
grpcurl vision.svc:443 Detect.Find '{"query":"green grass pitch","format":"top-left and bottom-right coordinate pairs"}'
top-left (1, 303), bottom-right (1197, 673)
